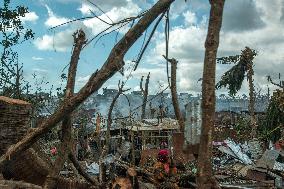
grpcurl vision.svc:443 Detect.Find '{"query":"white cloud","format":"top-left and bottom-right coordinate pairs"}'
top-left (20, 12), bottom-right (39, 23)
top-left (82, 1), bottom-right (141, 35)
top-left (142, 0), bottom-right (284, 95)
top-left (78, 3), bottom-right (96, 16)
top-left (34, 29), bottom-right (74, 52)
top-left (78, 0), bottom-right (129, 15)
top-left (32, 56), bottom-right (44, 61)
top-left (45, 5), bottom-right (70, 27)
top-left (183, 11), bottom-right (197, 26)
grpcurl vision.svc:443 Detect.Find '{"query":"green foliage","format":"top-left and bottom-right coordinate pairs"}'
top-left (0, 0), bottom-right (34, 97)
top-left (216, 47), bottom-right (257, 96)
top-left (235, 116), bottom-right (251, 136)
top-left (259, 90), bottom-right (284, 142)
top-left (0, 0), bottom-right (34, 48)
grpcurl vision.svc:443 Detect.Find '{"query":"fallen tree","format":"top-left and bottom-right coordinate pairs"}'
top-left (0, 0), bottom-right (175, 181)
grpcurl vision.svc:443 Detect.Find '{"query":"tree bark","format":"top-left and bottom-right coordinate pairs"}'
top-left (197, 1), bottom-right (225, 189)
top-left (0, 0), bottom-right (174, 169)
top-left (140, 73), bottom-right (150, 120)
top-left (101, 81), bottom-right (129, 184)
top-left (0, 96), bottom-right (31, 155)
top-left (163, 56), bottom-right (185, 132)
top-left (106, 81), bottom-right (129, 151)
top-left (247, 63), bottom-right (257, 138)
top-left (0, 97), bottom-right (51, 186)
top-left (43, 30), bottom-right (86, 189)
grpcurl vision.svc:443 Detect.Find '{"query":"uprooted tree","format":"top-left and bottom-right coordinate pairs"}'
top-left (0, 0), bottom-right (175, 187)
top-left (197, 0), bottom-right (225, 188)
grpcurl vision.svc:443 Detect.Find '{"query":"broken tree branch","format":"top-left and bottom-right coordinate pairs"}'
top-left (106, 81), bottom-right (130, 151)
top-left (0, 0), bottom-right (175, 170)
top-left (140, 72), bottom-right (150, 120)
top-left (267, 75), bottom-right (284, 90)
top-left (162, 55), bottom-right (185, 132)
top-left (43, 29), bottom-right (87, 189)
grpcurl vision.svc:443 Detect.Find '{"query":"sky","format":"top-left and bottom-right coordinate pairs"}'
top-left (7, 0), bottom-right (284, 96)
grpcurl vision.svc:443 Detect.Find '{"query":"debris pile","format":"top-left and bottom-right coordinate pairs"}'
top-left (213, 138), bottom-right (284, 188)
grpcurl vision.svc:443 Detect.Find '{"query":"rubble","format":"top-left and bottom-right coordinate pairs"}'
top-left (214, 138), bottom-right (284, 188)
top-left (216, 138), bottom-right (253, 165)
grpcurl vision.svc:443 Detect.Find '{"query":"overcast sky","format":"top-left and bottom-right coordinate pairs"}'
top-left (11, 0), bottom-right (284, 96)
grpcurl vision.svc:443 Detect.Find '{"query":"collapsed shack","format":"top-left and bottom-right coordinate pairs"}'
top-left (97, 118), bottom-right (181, 164)
top-left (2, 94), bottom-right (283, 189)
top-left (212, 138), bottom-right (281, 188)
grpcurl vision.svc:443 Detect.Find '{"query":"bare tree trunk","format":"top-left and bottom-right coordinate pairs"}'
top-left (101, 81), bottom-right (129, 183)
top-left (140, 73), bottom-right (150, 120)
top-left (163, 56), bottom-right (185, 132)
top-left (43, 30), bottom-right (86, 189)
top-left (0, 0), bottom-right (174, 169)
top-left (106, 81), bottom-right (129, 151)
top-left (197, 1), bottom-right (225, 189)
top-left (247, 64), bottom-right (257, 138)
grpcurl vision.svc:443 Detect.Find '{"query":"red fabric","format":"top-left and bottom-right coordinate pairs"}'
top-left (164, 163), bottom-right (170, 173)
top-left (50, 147), bottom-right (57, 155)
top-left (158, 149), bottom-right (169, 156)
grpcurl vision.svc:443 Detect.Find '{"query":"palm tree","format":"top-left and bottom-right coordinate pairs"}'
top-left (216, 47), bottom-right (258, 138)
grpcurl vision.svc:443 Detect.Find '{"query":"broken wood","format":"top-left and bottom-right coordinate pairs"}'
top-left (162, 56), bottom-right (185, 132)
top-left (0, 96), bottom-right (31, 155)
top-left (43, 29), bottom-right (86, 189)
top-left (106, 81), bottom-right (130, 152)
top-left (0, 0), bottom-right (175, 171)
top-left (0, 96), bottom-right (51, 186)
top-left (2, 148), bottom-right (50, 186)
top-left (114, 158), bottom-right (155, 184)
top-left (0, 180), bottom-right (42, 189)
top-left (140, 72), bottom-right (150, 120)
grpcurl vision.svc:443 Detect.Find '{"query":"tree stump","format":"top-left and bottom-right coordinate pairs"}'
top-left (0, 96), bottom-right (50, 185)
top-left (0, 96), bottom-right (31, 154)
top-left (0, 180), bottom-right (42, 189)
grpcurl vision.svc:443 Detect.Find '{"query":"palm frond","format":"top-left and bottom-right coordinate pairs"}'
top-left (217, 55), bottom-right (240, 64)
top-left (216, 60), bottom-right (247, 96)
top-left (216, 47), bottom-right (257, 96)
